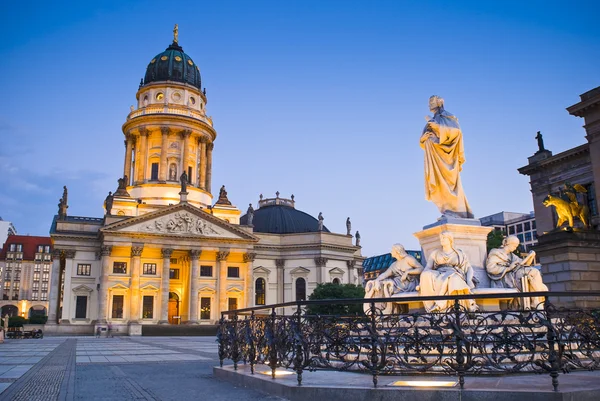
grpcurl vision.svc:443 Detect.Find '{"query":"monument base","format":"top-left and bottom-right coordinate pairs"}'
top-left (414, 217), bottom-right (492, 287)
top-left (535, 229), bottom-right (600, 308)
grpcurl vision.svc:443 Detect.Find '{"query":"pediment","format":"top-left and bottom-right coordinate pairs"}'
top-left (109, 283), bottom-right (129, 290)
top-left (329, 267), bottom-right (345, 275)
top-left (226, 285), bottom-right (243, 293)
top-left (101, 203), bottom-right (258, 241)
top-left (290, 266), bottom-right (310, 275)
top-left (72, 284), bottom-right (94, 293)
top-left (253, 266), bottom-right (271, 275)
top-left (140, 284), bottom-right (160, 292)
top-left (198, 285), bottom-right (216, 293)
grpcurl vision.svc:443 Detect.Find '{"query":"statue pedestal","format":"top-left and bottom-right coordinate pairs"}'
top-left (414, 217), bottom-right (493, 287)
top-left (179, 191), bottom-right (189, 203)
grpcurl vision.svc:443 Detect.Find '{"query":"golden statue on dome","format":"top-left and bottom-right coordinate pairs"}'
top-left (173, 24), bottom-right (179, 44)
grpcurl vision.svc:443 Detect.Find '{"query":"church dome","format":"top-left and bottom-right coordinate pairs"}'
top-left (240, 194), bottom-right (329, 234)
top-left (143, 42), bottom-right (201, 90)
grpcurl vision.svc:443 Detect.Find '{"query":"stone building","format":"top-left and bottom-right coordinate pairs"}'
top-left (479, 211), bottom-right (538, 253)
top-left (49, 32), bottom-right (362, 335)
top-left (519, 86), bottom-right (600, 305)
top-left (0, 235), bottom-right (52, 319)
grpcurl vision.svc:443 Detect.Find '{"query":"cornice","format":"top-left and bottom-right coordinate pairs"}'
top-left (122, 114), bottom-right (216, 141)
top-left (518, 144), bottom-right (589, 175)
top-left (253, 243), bottom-right (359, 253)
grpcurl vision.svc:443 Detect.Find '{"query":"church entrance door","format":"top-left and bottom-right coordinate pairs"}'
top-left (168, 292), bottom-right (180, 324)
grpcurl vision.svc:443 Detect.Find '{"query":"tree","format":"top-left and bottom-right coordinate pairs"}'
top-left (306, 283), bottom-right (365, 315)
top-left (486, 229), bottom-right (504, 253)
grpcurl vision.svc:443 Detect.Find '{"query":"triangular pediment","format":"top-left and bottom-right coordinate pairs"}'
top-left (226, 285), bottom-right (244, 293)
top-left (290, 266), bottom-right (310, 275)
top-left (101, 203), bottom-right (258, 242)
top-left (109, 283), bottom-right (129, 290)
top-left (72, 284), bottom-right (94, 293)
top-left (329, 267), bottom-right (345, 275)
top-left (253, 266), bottom-right (271, 275)
top-left (140, 284), bottom-right (160, 292)
top-left (198, 285), bottom-right (216, 293)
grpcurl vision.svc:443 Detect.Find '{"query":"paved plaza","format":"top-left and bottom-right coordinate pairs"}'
top-left (0, 336), bottom-right (285, 400)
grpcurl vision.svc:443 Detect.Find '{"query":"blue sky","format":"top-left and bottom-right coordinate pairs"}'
top-left (1, 1), bottom-right (599, 256)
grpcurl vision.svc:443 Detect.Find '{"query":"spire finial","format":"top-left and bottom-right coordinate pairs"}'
top-left (173, 24), bottom-right (179, 44)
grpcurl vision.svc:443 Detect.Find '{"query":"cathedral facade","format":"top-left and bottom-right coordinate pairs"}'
top-left (49, 32), bottom-right (363, 335)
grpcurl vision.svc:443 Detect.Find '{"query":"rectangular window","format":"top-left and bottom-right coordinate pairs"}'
top-left (200, 297), bottom-right (211, 319)
top-left (33, 271), bottom-right (40, 281)
top-left (516, 224), bottom-right (523, 233)
top-left (142, 296), bottom-right (153, 319)
top-left (113, 262), bottom-right (127, 274)
top-left (508, 225), bottom-right (515, 235)
top-left (4, 273), bottom-right (10, 281)
top-left (34, 264), bottom-right (41, 272)
top-left (44, 254), bottom-right (51, 261)
top-left (112, 295), bottom-right (124, 319)
top-left (524, 222), bottom-right (531, 231)
top-left (14, 273), bottom-right (20, 281)
top-left (143, 263), bottom-right (157, 275)
top-left (151, 163), bottom-right (159, 180)
top-left (228, 297), bottom-right (238, 311)
top-left (41, 283), bottom-right (48, 292)
top-left (12, 292), bottom-right (18, 300)
top-left (9, 244), bottom-right (15, 252)
top-left (525, 232), bottom-right (532, 242)
top-left (200, 265), bottom-right (213, 277)
top-left (42, 272), bottom-right (49, 282)
top-left (227, 266), bottom-right (240, 278)
top-left (45, 245), bottom-right (50, 253)
top-left (75, 296), bottom-right (87, 319)
top-left (43, 264), bottom-right (50, 272)
top-left (77, 264), bottom-right (91, 276)
top-left (517, 234), bottom-right (524, 243)
top-left (170, 258), bottom-right (178, 265)
top-left (16, 244), bottom-right (22, 252)
top-left (32, 282), bottom-right (39, 291)
top-left (188, 166), bottom-right (192, 183)
top-left (40, 292), bottom-right (48, 301)
top-left (37, 245), bottom-right (44, 253)
top-left (533, 231), bottom-right (538, 240)
top-left (532, 220), bottom-right (537, 230)
top-left (586, 183), bottom-right (598, 216)
top-left (13, 282), bottom-right (19, 290)
top-left (169, 269), bottom-right (180, 279)
top-left (31, 292), bottom-right (38, 301)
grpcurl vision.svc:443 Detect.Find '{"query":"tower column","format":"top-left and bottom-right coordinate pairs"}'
top-left (136, 128), bottom-right (149, 183)
top-left (159, 127), bottom-right (170, 182)
top-left (60, 250), bottom-right (76, 322)
top-left (181, 130), bottom-right (192, 182)
top-left (244, 253), bottom-right (256, 308)
top-left (188, 249), bottom-right (201, 323)
top-left (216, 250), bottom-right (229, 314)
top-left (97, 246), bottom-right (112, 323)
top-left (206, 143), bottom-right (214, 194)
top-left (199, 137), bottom-right (207, 190)
top-left (48, 249), bottom-right (62, 324)
top-left (123, 133), bottom-right (133, 181)
top-left (159, 248), bottom-right (173, 324)
top-left (129, 245), bottom-right (143, 322)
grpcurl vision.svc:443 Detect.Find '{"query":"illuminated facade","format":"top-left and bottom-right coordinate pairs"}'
top-left (49, 31), bottom-right (362, 335)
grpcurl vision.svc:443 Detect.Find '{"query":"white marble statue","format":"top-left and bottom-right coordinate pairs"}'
top-left (486, 235), bottom-right (548, 309)
top-left (419, 231), bottom-right (479, 312)
top-left (420, 95), bottom-right (473, 218)
top-left (364, 244), bottom-right (424, 313)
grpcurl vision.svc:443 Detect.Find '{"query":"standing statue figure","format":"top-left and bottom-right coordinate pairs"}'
top-left (355, 231), bottom-right (361, 247)
top-left (419, 231), bottom-right (479, 312)
top-left (317, 212), bottom-right (324, 231)
top-left (62, 186), bottom-right (68, 206)
top-left (104, 191), bottom-right (114, 216)
top-left (420, 96), bottom-right (473, 218)
top-left (535, 131), bottom-right (545, 153)
top-left (364, 244), bottom-right (424, 314)
top-left (247, 204), bottom-right (254, 226)
top-left (486, 235), bottom-right (548, 309)
top-left (346, 217), bottom-right (352, 236)
top-left (173, 24), bottom-right (179, 44)
top-left (179, 172), bottom-right (188, 193)
top-left (58, 186), bottom-right (69, 220)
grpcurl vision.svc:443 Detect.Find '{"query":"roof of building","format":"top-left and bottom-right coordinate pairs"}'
top-left (240, 204), bottom-right (330, 234)
top-left (0, 235), bottom-right (52, 260)
top-left (143, 41), bottom-right (202, 90)
top-left (362, 250), bottom-right (423, 275)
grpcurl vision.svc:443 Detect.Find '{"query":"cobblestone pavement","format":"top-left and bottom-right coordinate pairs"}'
top-left (0, 337), bottom-right (286, 400)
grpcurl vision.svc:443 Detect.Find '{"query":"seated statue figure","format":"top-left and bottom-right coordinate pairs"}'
top-left (486, 235), bottom-right (548, 309)
top-left (419, 231), bottom-right (479, 312)
top-left (364, 244), bottom-right (424, 314)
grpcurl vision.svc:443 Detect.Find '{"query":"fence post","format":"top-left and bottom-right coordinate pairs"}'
top-left (249, 311), bottom-right (256, 374)
top-left (269, 307), bottom-right (278, 379)
top-left (370, 300), bottom-right (378, 388)
top-left (295, 302), bottom-right (304, 386)
top-left (453, 298), bottom-right (466, 389)
top-left (218, 314), bottom-right (225, 367)
top-left (231, 313), bottom-right (239, 370)
top-left (545, 304), bottom-right (560, 391)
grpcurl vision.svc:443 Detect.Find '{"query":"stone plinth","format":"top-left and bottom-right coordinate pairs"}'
top-left (414, 218), bottom-right (493, 287)
top-left (535, 229), bottom-right (600, 308)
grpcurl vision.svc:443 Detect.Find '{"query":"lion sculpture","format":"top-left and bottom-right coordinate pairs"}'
top-left (543, 183), bottom-right (590, 229)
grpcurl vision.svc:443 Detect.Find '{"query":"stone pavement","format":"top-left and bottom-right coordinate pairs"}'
top-left (0, 336), bottom-right (286, 400)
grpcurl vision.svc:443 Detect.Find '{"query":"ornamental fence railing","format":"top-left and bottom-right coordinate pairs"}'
top-left (217, 291), bottom-right (600, 391)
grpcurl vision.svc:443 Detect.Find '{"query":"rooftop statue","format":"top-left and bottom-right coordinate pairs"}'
top-left (246, 203), bottom-right (254, 226)
top-left (346, 217), bottom-right (351, 236)
top-left (486, 235), bottom-right (548, 309)
top-left (419, 231), bottom-right (479, 312)
top-left (317, 212), bottom-right (324, 231)
top-left (543, 182), bottom-right (589, 229)
top-left (420, 96), bottom-right (473, 218)
top-left (104, 191), bottom-right (114, 216)
top-left (179, 171), bottom-right (188, 193)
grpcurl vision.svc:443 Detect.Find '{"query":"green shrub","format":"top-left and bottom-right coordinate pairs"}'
top-left (8, 316), bottom-right (28, 327)
top-left (28, 315), bottom-right (48, 325)
top-left (306, 283), bottom-right (365, 316)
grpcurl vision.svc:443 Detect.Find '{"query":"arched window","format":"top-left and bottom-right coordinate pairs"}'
top-left (332, 278), bottom-right (341, 285)
top-left (255, 278), bottom-right (266, 305)
top-left (296, 277), bottom-right (306, 301)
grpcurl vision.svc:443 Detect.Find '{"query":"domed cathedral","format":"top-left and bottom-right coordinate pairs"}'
top-left (48, 27), bottom-right (363, 336)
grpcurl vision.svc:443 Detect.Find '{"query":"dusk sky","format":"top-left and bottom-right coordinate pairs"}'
top-left (1, 1), bottom-right (599, 256)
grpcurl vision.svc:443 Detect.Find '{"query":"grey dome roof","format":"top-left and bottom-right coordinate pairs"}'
top-left (143, 42), bottom-right (201, 90)
top-left (240, 205), bottom-right (329, 234)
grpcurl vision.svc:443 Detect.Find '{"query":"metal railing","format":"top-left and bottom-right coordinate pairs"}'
top-left (217, 291), bottom-right (600, 391)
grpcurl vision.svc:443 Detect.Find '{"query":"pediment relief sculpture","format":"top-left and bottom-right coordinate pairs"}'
top-left (133, 211), bottom-right (225, 237)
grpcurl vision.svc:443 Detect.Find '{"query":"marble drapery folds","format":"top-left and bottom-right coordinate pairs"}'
top-left (420, 96), bottom-right (473, 218)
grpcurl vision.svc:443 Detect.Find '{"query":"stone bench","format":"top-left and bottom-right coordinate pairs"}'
top-left (389, 287), bottom-right (520, 313)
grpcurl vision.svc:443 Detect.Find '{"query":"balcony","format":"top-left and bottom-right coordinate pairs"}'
top-left (127, 104), bottom-right (213, 126)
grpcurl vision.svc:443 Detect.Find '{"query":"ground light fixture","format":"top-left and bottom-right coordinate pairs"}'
top-left (389, 380), bottom-right (458, 388)
top-left (260, 369), bottom-right (296, 377)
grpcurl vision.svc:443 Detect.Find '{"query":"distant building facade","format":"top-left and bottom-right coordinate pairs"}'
top-left (0, 235), bottom-right (52, 318)
top-left (362, 250), bottom-right (422, 282)
top-left (479, 211), bottom-right (538, 252)
top-left (0, 217), bottom-right (17, 251)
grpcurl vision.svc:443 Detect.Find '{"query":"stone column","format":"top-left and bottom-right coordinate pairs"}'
top-left (159, 127), bottom-right (170, 181)
top-left (217, 250), bottom-right (229, 314)
top-left (199, 137), bottom-right (207, 190)
top-left (275, 259), bottom-right (285, 304)
top-left (129, 245), bottom-right (143, 323)
top-left (124, 133), bottom-right (134, 181)
top-left (136, 127), bottom-right (149, 183)
top-left (314, 257), bottom-right (328, 284)
top-left (206, 143), bottom-right (213, 194)
top-left (181, 130), bottom-right (192, 183)
top-left (159, 248), bottom-right (173, 324)
top-left (48, 249), bottom-right (62, 324)
top-left (188, 249), bottom-right (202, 323)
top-left (346, 260), bottom-right (356, 284)
top-left (244, 253), bottom-right (256, 308)
top-left (60, 250), bottom-right (76, 322)
top-left (97, 246), bottom-right (112, 323)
